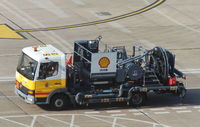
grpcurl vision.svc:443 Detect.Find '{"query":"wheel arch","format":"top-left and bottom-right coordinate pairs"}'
top-left (46, 88), bottom-right (73, 104)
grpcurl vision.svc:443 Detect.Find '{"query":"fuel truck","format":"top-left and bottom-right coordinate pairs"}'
top-left (15, 37), bottom-right (187, 110)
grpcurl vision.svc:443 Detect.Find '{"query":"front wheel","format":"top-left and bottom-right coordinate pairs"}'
top-left (130, 92), bottom-right (144, 107)
top-left (50, 94), bottom-right (70, 110)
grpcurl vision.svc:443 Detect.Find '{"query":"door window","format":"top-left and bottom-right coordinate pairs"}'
top-left (39, 62), bottom-right (58, 79)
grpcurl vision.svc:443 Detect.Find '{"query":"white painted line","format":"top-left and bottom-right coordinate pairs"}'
top-left (133, 113), bottom-right (144, 116)
top-left (71, 0), bottom-right (85, 5)
top-left (86, 115), bottom-right (127, 127)
top-left (0, 96), bottom-right (18, 98)
top-left (154, 112), bottom-right (170, 115)
top-left (43, 115), bottom-right (80, 127)
top-left (193, 106), bottom-right (200, 109)
top-left (70, 115), bottom-right (75, 127)
top-left (0, 80), bottom-right (14, 82)
top-left (0, 118), bottom-right (28, 127)
top-left (176, 110), bottom-right (192, 113)
top-left (128, 109), bottom-right (139, 112)
top-left (0, 77), bottom-right (15, 82)
top-left (29, 0), bottom-right (69, 18)
top-left (84, 111), bottom-right (100, 114)
top-left (92, 114), bottom-right (170, 127)
top-left (187, 87), bottom-right (200, 90)
top-left (0, 114), bottom-right (170, 127)
top-left (171, 107), bottom-right (187, 110)
top-left (31, 116), bottom-right (37, 127)
top-left (150, 108), bottom-right (166, 111)
top-left (0, 54), bottom-right (20, 57)
top-left (183, 71), bottom-right (200, 74)
top-left (181, 69), bottom-right (200, 71)
top-left (111, 114), bottom-right (127, 117)
top-left (112, 117), bottom-right (117, 127)
top-left (106, 110), bottom-right (121, 113)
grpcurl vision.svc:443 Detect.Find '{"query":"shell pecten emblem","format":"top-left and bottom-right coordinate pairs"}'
top-left (98, 57), bottom-right (110, 68)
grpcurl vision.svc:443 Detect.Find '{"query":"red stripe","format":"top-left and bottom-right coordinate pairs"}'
top-left (35, 92), bottom-right (50, 95)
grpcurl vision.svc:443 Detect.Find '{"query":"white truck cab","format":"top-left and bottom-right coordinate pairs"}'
top-left (15, 45), bottom-right (67, 104)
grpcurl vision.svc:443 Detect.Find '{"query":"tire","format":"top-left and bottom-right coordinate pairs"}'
top-left (50, 94), bottom-right (70, 110)
top-left (179, 88), bottom-right (187, 98)
top-left (130, 92), bottom-right (144, 107)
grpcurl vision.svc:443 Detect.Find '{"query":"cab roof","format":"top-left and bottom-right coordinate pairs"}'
top-left (22, 45), bottom-right (65, 62)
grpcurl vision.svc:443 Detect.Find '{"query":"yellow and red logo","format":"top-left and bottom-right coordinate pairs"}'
top-left (98, 57), bottom-right (110, 68)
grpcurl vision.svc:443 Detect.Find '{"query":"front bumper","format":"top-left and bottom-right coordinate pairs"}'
top-left (15, 87), bottom-right (35, 104)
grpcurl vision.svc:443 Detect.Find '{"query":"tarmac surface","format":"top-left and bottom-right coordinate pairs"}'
top-left (0, 0), bottom-right (200, 127)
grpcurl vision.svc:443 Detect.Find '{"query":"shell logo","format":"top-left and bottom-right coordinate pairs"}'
top-left (98, 57), bottom-right (110, 68)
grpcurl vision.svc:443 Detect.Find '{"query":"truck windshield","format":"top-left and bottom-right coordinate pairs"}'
top-left (17, 53), bottom-right (38, 80)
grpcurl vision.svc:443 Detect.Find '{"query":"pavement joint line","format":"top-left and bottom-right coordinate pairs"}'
top-left (176, 110), bottom-right (192, 113)
top-left (154, 112), bottom-right (170, 115)
top-left (171, 107), bottom-right (187, 110)
top-left (111, 114), bottom-right (127, 117)
top-left (106, 110), bottom-right (121, 113)
top-left (84, 111), bottom-right (100, 114)
top-left (150, 108), bottom-right (166, 111)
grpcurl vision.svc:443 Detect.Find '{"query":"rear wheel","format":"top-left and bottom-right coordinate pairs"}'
top-left (50, 94), bottom-right (70, 110)
top-left (130, 92), bottom-right (144, 107)
top-left (178, 88), bottom-right (187, 102)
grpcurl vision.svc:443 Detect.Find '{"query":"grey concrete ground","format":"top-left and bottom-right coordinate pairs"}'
top-left (0, 0), bottom-right (200, 126)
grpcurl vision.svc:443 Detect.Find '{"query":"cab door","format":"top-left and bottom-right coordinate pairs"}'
top-left (35, 62), bottom-right (63, 99)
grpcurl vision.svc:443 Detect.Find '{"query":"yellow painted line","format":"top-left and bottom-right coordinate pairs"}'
top-left (0, 24), bottom-right (24, 39)
top-left (15, 0), bottom-right (165, 32)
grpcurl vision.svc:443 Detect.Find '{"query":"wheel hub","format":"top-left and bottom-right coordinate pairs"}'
top-left (55, 99), bottom-right (64, 107)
